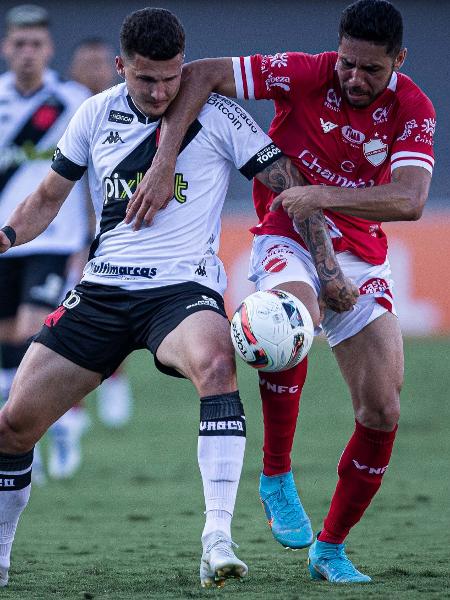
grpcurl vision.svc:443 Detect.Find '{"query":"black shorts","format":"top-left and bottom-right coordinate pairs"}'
top-left (0, 254), bottom-right (70, 319)
top-left (35, 281), bottom-right (227, 379)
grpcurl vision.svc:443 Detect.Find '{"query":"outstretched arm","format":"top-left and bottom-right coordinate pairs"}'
top-left (0, 170), bottom-right (75, 253)
top-left (125, 59), bottom-right (236, 229)
top-left (256, 157), bottom-right (359, 313)
top-left (270, 166), bottom-right (431, 223)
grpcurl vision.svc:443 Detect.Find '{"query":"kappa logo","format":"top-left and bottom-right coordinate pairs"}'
top-left (108, 110), bottom-right (134, 124)
top-left (363, 137), bottom-right (388, 166)
top-left (195, 259), bottom-right (207, 277)
top-left (102, 131), bottom-right (124, 145)
top-left (320, 118), bottom-right (338, 133)
top-left (352, 459), bottom-right (388, 475)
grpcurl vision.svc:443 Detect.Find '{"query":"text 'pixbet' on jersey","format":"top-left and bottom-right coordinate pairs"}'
top-left (103, 171), bottom-right (144, 204)
top-left (103, 172), bottom-right (188, 204)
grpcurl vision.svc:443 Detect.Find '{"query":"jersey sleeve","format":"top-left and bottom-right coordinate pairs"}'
top-left (201, 94), bottom-right (283, 179)
top-left (51, 96), bottom-right (94, 181)
top-left (390, 88), bottom-right (436, 175)
top-left (232, 52), bottom-right (320, 101)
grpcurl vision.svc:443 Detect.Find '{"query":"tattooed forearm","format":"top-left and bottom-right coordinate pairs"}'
top-left (256, 155), bottom-right (307, 193)
top-left (295, 213), bottom-right (340, 284)
top-left (256, 155), bottom-right (358, 313)
top-left (296, 213), bottom-right (359, 312)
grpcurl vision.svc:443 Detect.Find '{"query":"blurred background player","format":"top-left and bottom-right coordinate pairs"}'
top-left (68, 37), bottom-right (133, 428)
top-left (0, 4), bottom-right (90, 481)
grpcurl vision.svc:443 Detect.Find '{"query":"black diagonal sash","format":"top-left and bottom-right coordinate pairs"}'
top-left (0, 94), bottom-right (66, 193)
top-left (88, 119), bottom-right (203, 261)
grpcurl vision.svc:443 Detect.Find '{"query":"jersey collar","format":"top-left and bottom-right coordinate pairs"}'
top-left (126, 94), bottom-right (160, 125)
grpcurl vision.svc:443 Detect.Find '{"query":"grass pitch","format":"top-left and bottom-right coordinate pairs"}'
top-left (3, 338), bottom-right (450, 599)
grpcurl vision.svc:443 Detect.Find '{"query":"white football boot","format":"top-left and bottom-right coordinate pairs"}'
top-left (200, 531), bottom-right (248, 588)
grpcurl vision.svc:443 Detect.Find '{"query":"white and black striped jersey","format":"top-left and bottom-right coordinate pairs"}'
top-left (0, 69), bottom-right (90, 256)
top-left (52, 83), bottom-right (282, 294)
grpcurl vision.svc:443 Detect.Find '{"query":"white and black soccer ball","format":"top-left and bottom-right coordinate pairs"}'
top-left (230, 289), bottom-right (314, 372)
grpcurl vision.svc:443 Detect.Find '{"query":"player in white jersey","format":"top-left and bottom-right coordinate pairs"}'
top-left (0, 7), bottom-right (355, 589)
top-left (69, 38), bottom-right (134, 429)
top-left (0, 4), bottom-right (90, 483)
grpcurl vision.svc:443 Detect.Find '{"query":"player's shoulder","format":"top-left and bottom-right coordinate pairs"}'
top-left (44, 70), bottom-right (90, 103)
top-left (79, 83), bottom-right (125, 114)
top-left (0, 71), bottom-right (14, 92)
top-left (395, 72), bottom-right (434, 109)
top-left (395, 73), bottom-right (432, 105)
top-left (259, 50), bottom-right (336, 84)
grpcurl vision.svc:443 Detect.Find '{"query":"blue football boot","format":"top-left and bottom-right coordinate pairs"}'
top-left (259, 470), bottom-right (313, 549)
top-left (308, 534), bottom-right (372, 583)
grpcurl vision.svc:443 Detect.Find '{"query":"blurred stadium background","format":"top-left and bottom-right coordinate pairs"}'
top-left (2, 0), bottom-right (448, 334)
top-left (1, 2), bottom-right (449, 598)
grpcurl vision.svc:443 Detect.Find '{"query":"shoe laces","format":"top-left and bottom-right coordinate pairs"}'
top-left (317, 543), bottom-right (361, 577)
top-left (265, 481), bottom-right (307, 527)
top-left (205, 536), bottom-right (238, 557)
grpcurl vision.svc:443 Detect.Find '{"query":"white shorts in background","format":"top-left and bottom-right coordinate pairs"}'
top-left (249, 235), bottom-right (397, 347)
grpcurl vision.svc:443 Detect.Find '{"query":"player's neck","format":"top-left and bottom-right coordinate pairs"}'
top-left (14, 72), bottom-right (45, 96)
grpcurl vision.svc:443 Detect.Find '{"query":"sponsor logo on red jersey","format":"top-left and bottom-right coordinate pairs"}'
top-left (396, 119), bottom-right (418, 141)
top-left (341, 125), bottom-right (365, 145)
top-left (324, 88), bottom-right (342, 111)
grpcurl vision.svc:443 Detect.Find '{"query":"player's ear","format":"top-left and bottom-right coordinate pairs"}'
top-left (394, 48), bottom-right (407, 71)
top-left (115, 56), bottom-right (125, 78)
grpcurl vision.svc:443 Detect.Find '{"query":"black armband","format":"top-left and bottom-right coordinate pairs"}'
top-left (1, 226), bottom-right (17, 247)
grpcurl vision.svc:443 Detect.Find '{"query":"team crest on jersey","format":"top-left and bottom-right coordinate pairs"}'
top-left (363, 138), bottom-right (388, 166)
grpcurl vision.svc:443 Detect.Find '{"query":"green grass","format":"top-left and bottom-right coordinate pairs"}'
top-left (3, 338), bottom-right (450, 599)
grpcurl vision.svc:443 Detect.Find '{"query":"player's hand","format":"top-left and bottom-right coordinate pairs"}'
top-left (0, 231), bottom-right (12, 254)
top-left (270, 186), bottom-right (327, 222)
top-left (125, 160), bottom-right (175, 230)
top-left (319, 273), bottom-right (359, 315)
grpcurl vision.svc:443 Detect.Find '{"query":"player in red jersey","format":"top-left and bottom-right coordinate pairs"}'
top-left (125, 0), bottom-right (435, 583)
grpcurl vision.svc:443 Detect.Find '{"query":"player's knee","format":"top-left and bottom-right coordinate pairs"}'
top-left (192, 346), bottom-right (236, 391)
top-left (355, 400), bottom-right (400, 431)
top-left (0, 410), bottom-right (36, 454)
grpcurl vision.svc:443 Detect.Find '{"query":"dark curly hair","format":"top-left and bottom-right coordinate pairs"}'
top-left (120, 8), bottom-right (185, 60)
top-left (339, 0), bottom-right (403, 57)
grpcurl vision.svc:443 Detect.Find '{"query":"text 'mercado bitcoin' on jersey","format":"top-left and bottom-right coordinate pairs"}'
top-left (232, 52), bottom-right (436, 265)
top-left (0, 69), bottom-right (89, 256)
top-left (51, 83), bottom-right (282, 294)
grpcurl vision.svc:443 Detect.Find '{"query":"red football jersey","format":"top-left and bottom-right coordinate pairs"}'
top-left (232, 52), bottom-right (436, 264)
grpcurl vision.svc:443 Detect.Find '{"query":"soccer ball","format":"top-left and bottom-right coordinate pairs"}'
top-left (230, 289), bottom-right (314, 372)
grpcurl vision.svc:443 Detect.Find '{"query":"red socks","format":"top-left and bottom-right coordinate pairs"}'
top-left (259, 358), bottom-right (308, 476)
top-left (319, 419), bottom-right (397, 544)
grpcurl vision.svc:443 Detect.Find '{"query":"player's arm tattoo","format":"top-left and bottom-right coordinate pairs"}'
top-left (258, 156), bottom-right (339, 282)
top-left (295, 213), bottom-right (339, 283)
top-left (258, 156), bottom-right (359, 312)
top-left (257, 155), bottom-right (306, 193)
